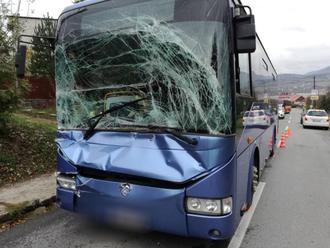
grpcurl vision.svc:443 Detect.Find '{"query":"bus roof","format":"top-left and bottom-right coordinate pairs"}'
top-left (62, 0), bottom-right (105, 14)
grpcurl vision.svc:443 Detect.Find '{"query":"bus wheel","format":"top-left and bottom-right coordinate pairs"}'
top-left (245, 157), bottom-right (259, 213)
top-left (269, 130), bottom-right (276, 157)
top-left (252, 166), bottom-right (259, 193)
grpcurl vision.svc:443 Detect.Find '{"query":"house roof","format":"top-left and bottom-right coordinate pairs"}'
top-left (290, 95), bottom-right (305, 102)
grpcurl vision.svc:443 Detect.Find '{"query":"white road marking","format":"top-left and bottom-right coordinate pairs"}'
top-left (227, 182), bottom-right (266, 248)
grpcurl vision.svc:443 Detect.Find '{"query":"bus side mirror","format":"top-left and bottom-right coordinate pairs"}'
top-left (15, 45), bottom-right (27, 78)
top-left (234, 12), bottom-right (256, 53)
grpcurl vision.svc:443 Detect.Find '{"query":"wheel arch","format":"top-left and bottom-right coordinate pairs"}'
top-left (245, 145), bottom-right (260, 208)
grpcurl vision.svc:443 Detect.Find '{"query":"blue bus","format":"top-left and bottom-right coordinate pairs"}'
top-left (54, 0), bottom-right (278, 240)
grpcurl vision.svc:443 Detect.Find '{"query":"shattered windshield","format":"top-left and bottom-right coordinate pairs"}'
top-left (55, 0), bottom-right (232, 134)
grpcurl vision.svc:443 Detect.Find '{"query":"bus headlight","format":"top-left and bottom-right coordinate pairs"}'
top-left (221, 197), bottom-right (233, 215)
top-left (186, 197), bottom-right (232, 215)
top-left (57, 174), bottom-right (76, 190)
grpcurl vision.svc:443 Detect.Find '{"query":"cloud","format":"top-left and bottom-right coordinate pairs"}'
top-left (244, 0), bottom-right (330, 74)
top-left (282, 26), bottom-right (306, 33)
top-left (274, 45), bottom-right (330, 74)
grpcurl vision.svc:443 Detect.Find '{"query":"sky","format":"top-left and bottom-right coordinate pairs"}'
top-left (244, 0), bottom-right (330, 74)
top-left (7, 0), bottom-right (330, 74)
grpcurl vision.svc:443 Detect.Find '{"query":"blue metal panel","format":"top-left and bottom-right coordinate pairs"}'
top-left (56, 131), bottom-right (235, 183)
top-left (56, 188), bottom-right (75, 211)
top-left (74, 176), bottom-right (188, 236)
top-left (57, 149), bottom-right (77, 173)
top-left (187, 213), bottom-right (235, 239)
top-left (185, 155), bottom-right (239, 239)
top-left (185, 155), bottom-right (235, 198)
top-left (56, 131), bottom-right (237, 239)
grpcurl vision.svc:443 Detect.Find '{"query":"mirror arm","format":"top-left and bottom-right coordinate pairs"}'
top-left (234, 5), bottom-right (252, 16)
top-left (17, 34), bottom-right (55, 51)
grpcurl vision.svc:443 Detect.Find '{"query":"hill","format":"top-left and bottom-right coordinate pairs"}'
top-left (306, 66), bottom-right (330, 76)
top-left (254, 66), bottom-right (330, 96)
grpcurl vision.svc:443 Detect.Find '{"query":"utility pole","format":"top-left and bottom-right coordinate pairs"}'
top-left (16, 0), bottom-right (21, 15)
top-left (311, 76), bottom-right (318, 108)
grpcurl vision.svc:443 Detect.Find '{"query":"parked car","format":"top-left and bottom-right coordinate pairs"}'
top-left (278, 108), bottom-right (285, 119)
top-left (243, 110), bottom-right (270, 127)
top-left (302, 109), bottom-right (329, 130)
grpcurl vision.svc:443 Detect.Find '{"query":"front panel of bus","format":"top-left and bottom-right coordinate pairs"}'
top-left (55, 0), bottom-right (244, 240)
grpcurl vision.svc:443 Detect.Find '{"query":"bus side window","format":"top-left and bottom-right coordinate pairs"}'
top-left (238, 53), bottom-right (251, 96)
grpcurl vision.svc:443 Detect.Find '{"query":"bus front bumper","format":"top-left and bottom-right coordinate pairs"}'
top-left (57, 178), bottom-right (236, 240)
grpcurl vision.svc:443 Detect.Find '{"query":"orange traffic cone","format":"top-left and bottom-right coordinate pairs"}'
top-left (287, 127), bottom-right (292, 136)
top-left (279, 136), bottom-right (286, 148)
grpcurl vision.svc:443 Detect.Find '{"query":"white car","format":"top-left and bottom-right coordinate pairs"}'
top-left (278, 108), bottom-right (285, 119)
top-left (302, 109), bottom-right (329, 130)
top-left (243, 110), bottom-right (270, 127)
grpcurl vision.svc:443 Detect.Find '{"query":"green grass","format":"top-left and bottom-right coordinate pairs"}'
top-left (0, 114), bottom-right (57, 187)
top-left (11, 113), bottom-right (57, 133)
top-left (19, 106), bottom-right (56, 120)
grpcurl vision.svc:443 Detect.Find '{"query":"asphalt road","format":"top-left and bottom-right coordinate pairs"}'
top-left (0, 108), bottom-right (329, 248)
top-left (242, 108), bottom-right (330, 248)
top-left (0, 208), bottom-right (230, 248)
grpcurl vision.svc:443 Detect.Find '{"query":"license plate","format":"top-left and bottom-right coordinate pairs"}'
top-left (110, 208), bottom-right (148, 230)
top-left (312, 119), bottom-right (321, 122)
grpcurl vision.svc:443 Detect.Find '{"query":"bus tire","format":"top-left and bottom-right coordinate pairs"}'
top-left (252, 165), bottom-right (259, 194)
top-left (246, 152), bottom-right (259, 212)
top-left (269, 130), bottom-right (276, 157)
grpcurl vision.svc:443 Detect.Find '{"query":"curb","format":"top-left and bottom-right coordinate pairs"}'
top-left (0, 195), bottom-right (56, 223)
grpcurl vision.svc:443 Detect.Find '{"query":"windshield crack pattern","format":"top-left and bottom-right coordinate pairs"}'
top-left (56, 15), bottom-right (232, 134)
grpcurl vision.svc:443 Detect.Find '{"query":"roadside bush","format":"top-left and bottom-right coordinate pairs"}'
top-left (319, 92), bottom-right (330, 112)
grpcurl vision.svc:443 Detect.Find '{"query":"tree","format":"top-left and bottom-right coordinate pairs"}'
top-left (29, 14), bottom-right (56, 80)
top-left (0, 3), bottom-right (27, 132)
top-left (319, 89), bottom-right (330, 112)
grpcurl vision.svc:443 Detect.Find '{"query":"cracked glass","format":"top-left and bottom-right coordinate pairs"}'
top-left (55, 0), bottom-right (232, 134)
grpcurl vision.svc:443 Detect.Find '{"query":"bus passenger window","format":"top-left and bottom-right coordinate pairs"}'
top-left (239, 54), bottom-right (251, 96)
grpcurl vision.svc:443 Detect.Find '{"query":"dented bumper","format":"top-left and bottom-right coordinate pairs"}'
top-left (56, 130), bottom-right (237, 239)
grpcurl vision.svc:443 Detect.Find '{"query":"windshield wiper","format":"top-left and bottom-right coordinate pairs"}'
top-left (84, 97), bottom-right (148, 140)
top-left (116, 123), bottom-right (198, 146)
top-left (150, 125), bottom-right (198, 146)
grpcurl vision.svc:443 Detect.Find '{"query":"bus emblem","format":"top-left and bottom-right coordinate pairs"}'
top-left (120, 183), bottom-right (131, 197)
